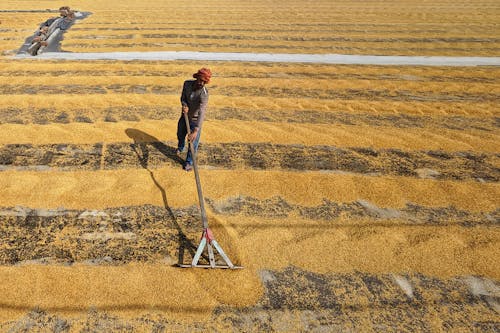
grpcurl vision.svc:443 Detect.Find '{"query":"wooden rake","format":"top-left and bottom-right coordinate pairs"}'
top-left (178, 113), bottom-right (242, 269)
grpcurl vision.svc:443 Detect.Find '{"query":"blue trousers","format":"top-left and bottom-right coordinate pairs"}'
top-left (177, 116), bottom-right (201, 166)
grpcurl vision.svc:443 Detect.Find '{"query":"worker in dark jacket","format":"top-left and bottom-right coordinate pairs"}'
top-left (176, 68), bottom-right (211, 171)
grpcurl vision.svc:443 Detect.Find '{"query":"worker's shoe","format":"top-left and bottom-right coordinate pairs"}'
top-left (183, 163), bottom-right (193, 172)
top-left (175, 148), bottom-right (182, 158)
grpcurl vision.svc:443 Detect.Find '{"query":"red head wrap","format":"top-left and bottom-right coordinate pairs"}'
top-left (193, 68), bottom-right (212, 83)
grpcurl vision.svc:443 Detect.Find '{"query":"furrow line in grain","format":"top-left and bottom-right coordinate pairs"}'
top-left (0, 106), bottom-right (497, 131)
top-left (0, 85), bottom-right (497, 103)
top-left (1, 142), bottom-right (498, 182)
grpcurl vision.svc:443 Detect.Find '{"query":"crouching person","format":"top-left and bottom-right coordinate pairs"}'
top-left (27, 26), bottom-right (49, 55)
top-left (176, 68), bottom-right (211, 171)
top-left (28, 6), bottom-right (71, 56)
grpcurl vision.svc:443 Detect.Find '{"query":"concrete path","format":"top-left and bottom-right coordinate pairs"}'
top-left (15, 51), bottom-right (500, 66)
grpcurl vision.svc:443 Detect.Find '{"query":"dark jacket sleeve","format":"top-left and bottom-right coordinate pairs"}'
top-left (39, 17), bottom-right (56, 29)
top-left (180, 81), bottom-right (189, 107)
top-left (194, 88), bottom-right (209, 129)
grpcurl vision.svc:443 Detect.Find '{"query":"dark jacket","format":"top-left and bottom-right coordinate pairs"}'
top-left (39, 17), bottom-right (57, 29)
top-left (40, 17), bottom-right (72, 32)
top-left (180, 80), bottom-right (209, 129)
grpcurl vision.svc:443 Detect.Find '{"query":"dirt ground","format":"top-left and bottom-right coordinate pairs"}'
top-left (0, 0), bottom-right (499, 332)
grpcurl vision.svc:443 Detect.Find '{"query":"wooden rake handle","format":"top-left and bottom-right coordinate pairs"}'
top-left (183, 112), bottom-right (209, 229)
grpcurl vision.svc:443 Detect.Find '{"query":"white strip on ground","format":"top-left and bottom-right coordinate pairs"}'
top-left (14, 51), bottom-right (500, 66)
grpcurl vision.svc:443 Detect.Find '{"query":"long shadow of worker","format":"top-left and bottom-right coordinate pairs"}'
top-left (125, 128), bottom-right (199, 266)
top-left (125, 128), bottom-right (180, 165)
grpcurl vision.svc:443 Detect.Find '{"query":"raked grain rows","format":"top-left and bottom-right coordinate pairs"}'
top-left (0, 60), bottom-right (498, 268)
top-left (1, 57), bottom-right (497, 327)
top-left (0, 0), bottom-right (499, 331)
top-left (1, 0), bottom-right (500, 55)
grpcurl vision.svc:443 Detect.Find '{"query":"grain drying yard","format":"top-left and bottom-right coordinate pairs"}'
top-left (0, 0), bottom-right (499, 331)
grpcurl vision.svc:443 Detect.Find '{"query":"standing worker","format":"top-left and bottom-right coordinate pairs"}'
top-left (176, 68), bottom-right (211, 171)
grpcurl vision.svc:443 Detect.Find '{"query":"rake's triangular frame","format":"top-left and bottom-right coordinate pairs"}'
top-left (178, 113), bottom-right (242, 269)
top-left (178, 227), bottom-right (242, 269)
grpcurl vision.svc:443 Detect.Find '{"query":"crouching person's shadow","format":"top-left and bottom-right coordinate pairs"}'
top-left (125, 128), bottom-right (197, 265)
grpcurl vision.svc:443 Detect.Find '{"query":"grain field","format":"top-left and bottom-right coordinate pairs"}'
top-left (0, 0), bottom-right (499, 331)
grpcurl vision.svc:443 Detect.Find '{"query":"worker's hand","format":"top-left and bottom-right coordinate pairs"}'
top-left (188, 128), bottom-right (198, 142)
top-left (182, 105), bottom-right (188, 114)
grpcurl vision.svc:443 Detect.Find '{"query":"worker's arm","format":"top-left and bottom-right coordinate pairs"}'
top-left (193, 88), bottom-right (209, 130)
top-left (180, 81), bottom-right (189, 112)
